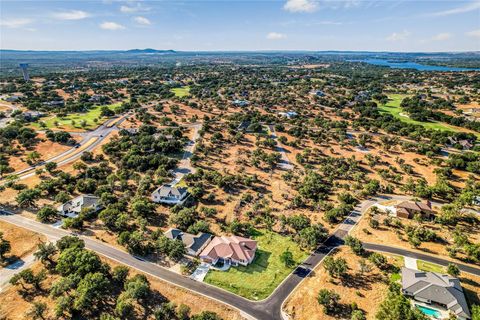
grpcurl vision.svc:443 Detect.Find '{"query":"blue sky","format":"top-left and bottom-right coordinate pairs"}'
top-left (1, 0), bottom-right (479, 51)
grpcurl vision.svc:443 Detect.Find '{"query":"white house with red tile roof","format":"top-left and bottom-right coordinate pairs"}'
top-left (199, 235), bottom-right (257, 267)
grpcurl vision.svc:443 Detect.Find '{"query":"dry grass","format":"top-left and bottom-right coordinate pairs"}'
top-left (351, 208), bottom-right (480, 266)
top-left (0, 221), bottom-right (46, 264)
top-left (284, 247), bottom-right (395, 320)
top-left (0, 262), bottom-right (58, 320)
top-left (0, 257), bottom-right (244, 320)
top-left (8, 133), bottom-right (74, 172)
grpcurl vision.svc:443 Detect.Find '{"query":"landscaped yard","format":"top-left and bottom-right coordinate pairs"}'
top-left (378, 94), bottom-right (466, 133)
top-left (31, 101), bottom-right (123, 131)
top-left (171, 86), bottom-right (190, 98)
top-left (417, 260), bottom-right (445, 273)
top-left (204, 229), bottom-right (308, 300)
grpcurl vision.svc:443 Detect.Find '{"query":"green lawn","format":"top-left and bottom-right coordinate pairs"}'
top-left (31, 102), bottom-right (123, 131)
top-left (390, 254), bottom-right (405, 268)
top-left (171, 86), bottom-right (190, 98)
top-left (204, 230), bottom-right (308, 300)
top-left (378, 94), bottom-right (461, 132)
top-left (390, 272), bottom-right (401, 282)
top-left (417, 260), bottom-right (445, 273)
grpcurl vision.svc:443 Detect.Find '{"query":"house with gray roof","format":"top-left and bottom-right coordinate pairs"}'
top-left (151, 184), bottom-right (189, 205)
top-left (164, 228), bottom-right (213, 257)
top-left (401, 267), bottom-right (471, 319)
top-left (232, 99), bottom-right (249, 107)
top-left (57, 194), bottom-right (102, 218)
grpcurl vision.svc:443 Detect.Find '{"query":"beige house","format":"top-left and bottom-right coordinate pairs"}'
top-left (395, 200), bottom-right (435, 219)
top-left (200, 235), bottom-right (257, 268)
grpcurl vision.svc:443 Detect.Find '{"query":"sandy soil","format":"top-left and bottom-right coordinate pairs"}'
top-left (351, 207), bottom-right (480, 266)
top-left (0, 221), bottom-right (46, 264)
top-left (284, 247), bottom-right (394, 320)
top-left (0, 262), bottom-right (58, 320)
top-left (0, 257), bottom-right (244, 320)
top-left (8, 133), bottom-right (74, 172)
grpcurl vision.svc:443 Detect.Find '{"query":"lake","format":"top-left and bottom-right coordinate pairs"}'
top-left (352, 58), bottom-right (480, 72)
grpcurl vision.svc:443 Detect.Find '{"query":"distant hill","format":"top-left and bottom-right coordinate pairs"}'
top-left (126, 48), bottom-right (176, 54)
top-left (1, 49), bottom-right (176, 54)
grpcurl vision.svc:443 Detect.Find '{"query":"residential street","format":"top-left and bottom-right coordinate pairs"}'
top-left (2, 195), bottom-right (479, 319)
top-left (267, 125), bottom-right (293, 170)
top-left (1, 116), bottom-right (127, 183)
top-left (172, 122), bottom-right (202, 183)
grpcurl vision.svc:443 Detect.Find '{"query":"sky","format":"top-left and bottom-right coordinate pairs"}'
top-left (0, 0), bottom-right (479, 52)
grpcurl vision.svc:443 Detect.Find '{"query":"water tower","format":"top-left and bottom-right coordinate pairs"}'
top-left (19, 63), bottom-right (30, 81)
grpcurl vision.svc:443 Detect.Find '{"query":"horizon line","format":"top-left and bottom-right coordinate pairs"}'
top-left (1, 48), bottom-right (480, 54)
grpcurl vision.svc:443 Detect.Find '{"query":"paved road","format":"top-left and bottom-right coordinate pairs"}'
top-left (267, 125), bottom-right (293, 170)
top-left (2, 116), bottom-right (127, 182)
top-left (1, 196), bottom-right (479, 320)
top-left (364, 243), bottom-right (480, 276)
top-left (0, 101), bottom-right (20, 128)
top-left (0, 198), bottom-right (375, 320)
top-left (172, 123), bottom-right (201, 183)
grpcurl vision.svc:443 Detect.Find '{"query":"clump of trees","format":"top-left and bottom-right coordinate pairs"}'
top-left (9, 236), bottom-right (222, 320)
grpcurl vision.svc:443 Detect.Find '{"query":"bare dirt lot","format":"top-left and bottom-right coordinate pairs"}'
top-left (0, 220), bottom-right (46, 264)
top-left (284, 247), bottom-right (395, 320)
top-left (0, 257), bottom-right (244, 320)
top-left (351, 207), bottom-right (480, 266)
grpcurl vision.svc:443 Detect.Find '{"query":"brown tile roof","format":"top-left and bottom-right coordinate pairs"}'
top-left (200, 235), bottom-right (257, 263)
top-left (396, 201), bottom-right (433, 213)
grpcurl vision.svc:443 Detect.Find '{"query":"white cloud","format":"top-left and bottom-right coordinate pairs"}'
top-left (428, 0), bottom-right (480, 16)
top-left (284, 0), bottom-right (318, 13)
top-left (52, 10), bottom-right (90, 20)
top-left (266, 32), bottom-right (287, 40)
top-left (120, 5), bottom-right (137, 13)
top-left (309, 20), bottom-right (344, 25)
top-left (120, 3), bottom-right (149, 13)
top-left (133, 16), bottom-right (151, 25)
top-left (0, 18), bottom-right (33, 29)
top-left (386, 30), bottom-right (411, 41)
top-left (283, 0), bottom-right (362, 13)
top-left (431, 32), bottom-right (452, 41)
top-left (100, 21), bottom-right (126, 30)
top-left (466, 29), bottom-right (480, 38)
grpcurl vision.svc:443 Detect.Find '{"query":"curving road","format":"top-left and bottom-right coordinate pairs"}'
top-left (2, 184), bottom-right (480, 320)
top-left (1, 198), bottom-right (479, 320)
top-left (2, 116), bottom-right (127, 182)
top-left (0, 101), bottom-right (20, 128)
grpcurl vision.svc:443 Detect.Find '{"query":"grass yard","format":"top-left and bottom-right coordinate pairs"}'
top-left (389, 254), bottom-right (405, 267)
top-left (204, 229), bottom-right (308, 300)
top-left (31, 102), bottom-right (123, 131)
top-left (378, 94), bottom-right (463, 133)
top-left (171, 86), bottom-right (190, 98)
top-left (390, 272), bottom-right (401, 282)
top-left (417, 260), bottom-right (445, 273)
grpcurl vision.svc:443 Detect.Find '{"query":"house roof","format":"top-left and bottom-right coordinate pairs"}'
top-left (396, 201), bottom-right (433, 213)
top-left (200, 235), bottom-right (257, 262)
top-left (154, 184), bottom-right (188, 198)
top-left (401, 267), bottom-right (470, 318)
top-left (58, 194), bottom-right (100, 213)
top-left (164, 228), bottom-right (212, 254)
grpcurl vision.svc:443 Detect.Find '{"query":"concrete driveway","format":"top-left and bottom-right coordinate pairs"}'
top-left (190, 263), bottom-right (210, 282)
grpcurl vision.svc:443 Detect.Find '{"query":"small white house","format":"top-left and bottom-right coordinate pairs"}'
top-left (232, 99), bottom-right (249, 107)
top-left (151, 184), bottom-right (189, 205)
top-left (57, 194), bottom-right (102, 218)
top-left (279, 111), bottom-right (298, 119)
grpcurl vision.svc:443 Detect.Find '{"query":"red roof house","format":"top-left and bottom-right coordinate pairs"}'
top-left (199, 235), bottom-right (257, 267)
